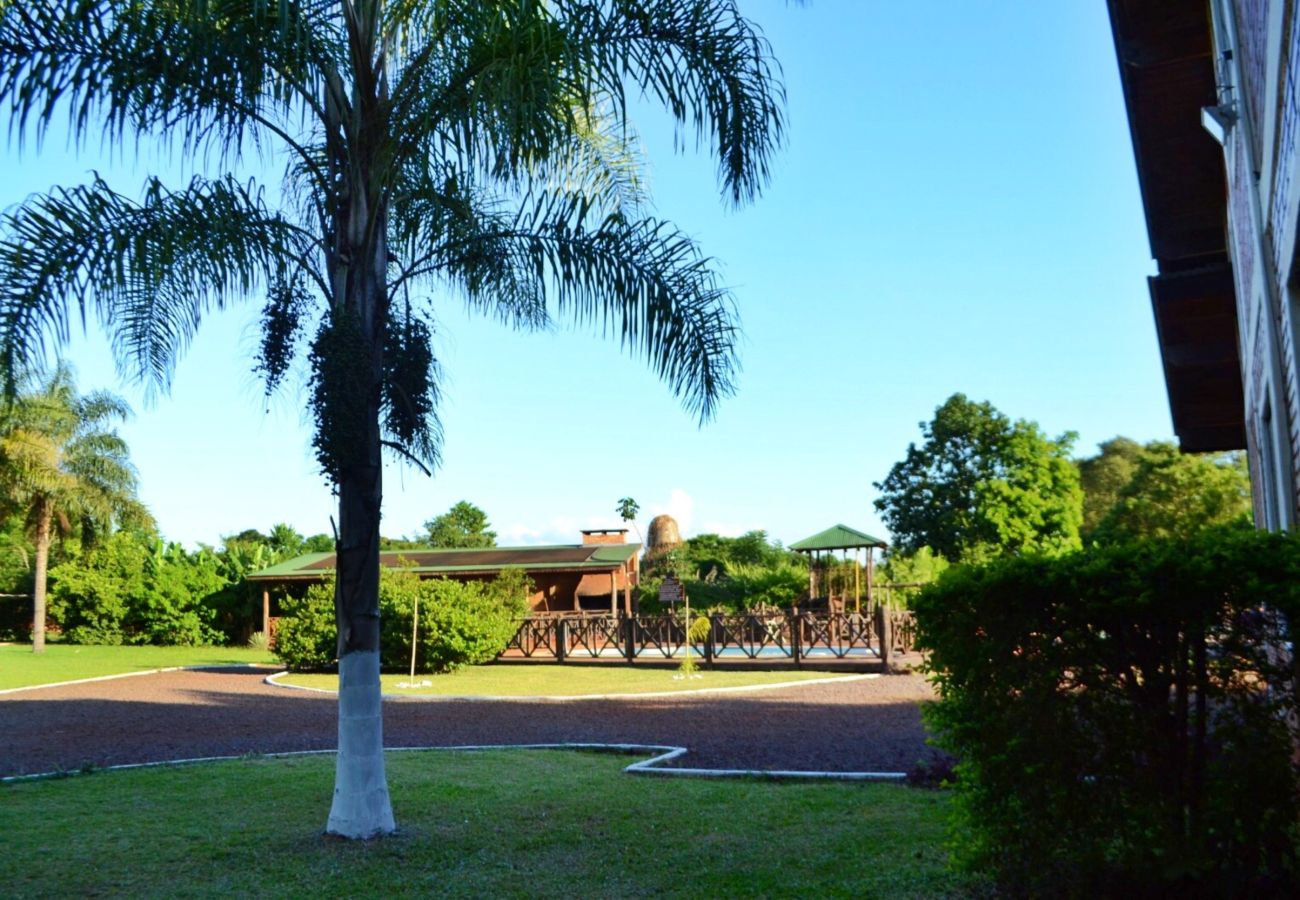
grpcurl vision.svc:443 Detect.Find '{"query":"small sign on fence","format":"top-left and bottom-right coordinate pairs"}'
top-left (658, 575), bottom-right (685, 606)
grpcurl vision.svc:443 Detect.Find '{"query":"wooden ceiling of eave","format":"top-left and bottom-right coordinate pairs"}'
top-left (1108, 0), bottom-right (1228, 269)
top-left (1149, 264), bottom-right (1246, 452)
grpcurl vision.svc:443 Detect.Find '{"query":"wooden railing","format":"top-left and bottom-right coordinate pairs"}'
top-left (500, 608), bottom-right (916, 667)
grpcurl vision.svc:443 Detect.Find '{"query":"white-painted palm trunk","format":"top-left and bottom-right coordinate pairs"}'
top-left (326, 649), bottom-right (395, 837)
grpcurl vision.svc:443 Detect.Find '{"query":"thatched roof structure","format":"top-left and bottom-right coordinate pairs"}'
top-left (645, 514), bottom-right (682, 558)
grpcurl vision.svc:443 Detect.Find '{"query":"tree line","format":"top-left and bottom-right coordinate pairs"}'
top-left (873, 393), bottom-right (1252, 567)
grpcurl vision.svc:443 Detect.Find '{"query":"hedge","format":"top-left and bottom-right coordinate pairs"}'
top-left (915, 526), bottom-right (1300, 895)
top-left (276, 568), bottom-right (530, 673)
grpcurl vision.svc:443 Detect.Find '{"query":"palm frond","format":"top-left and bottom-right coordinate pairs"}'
top-left (405, 184), bottom-right (739, 422)
top-left (569, 0), bottom-right (785, 206)
top-left (388, 1), bottom-right (592, 185)
top-left (0, 0), bottom-right (343, 163)
top-left (391, 1), bottom-right (782, 205)
top-left (0, 174), bottom-right (314, 394)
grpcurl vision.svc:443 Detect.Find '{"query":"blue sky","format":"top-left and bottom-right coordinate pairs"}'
top-left (0, 2), bottom-right (1170, 549)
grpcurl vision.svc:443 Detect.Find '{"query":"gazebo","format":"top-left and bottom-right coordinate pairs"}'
top-left (789, 524), bottom-right (889, 613)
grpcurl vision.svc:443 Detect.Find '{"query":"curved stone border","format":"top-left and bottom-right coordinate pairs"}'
top-left (263, 670), bottom-right (880, 702)
top-left (1, 742), bottom-right (907, 785)
top-left (0, 663), bottom-right (277, 697)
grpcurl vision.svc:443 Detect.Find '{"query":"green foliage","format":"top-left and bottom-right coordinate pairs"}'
top-left (423, 500), bottom-right (496, 549)
top-left (276, 569), bottom-right (531, 673)
top-left (684, 560), bottom-right (807, 611)
top-left (273, 581), bottom-right (337, 671)
top-left (1076, 436), bottom-right (1147, 535)
top-left (876, 547), bottom-right (949, 607)
top-left (416, 569), bottom-right (531, 673)
top-left (48, 531), bottom-right (226, 645)
top-left (639, 530), bottom-right (806, 612)
top-left (915, 528), bottom-right (1300, 894)
top-left (1081, 439), bottom-right (1252, 542)
top-left (616, 497), bottom-right (640, 523)
top-left (874, 393), bottom-right (1083, 563)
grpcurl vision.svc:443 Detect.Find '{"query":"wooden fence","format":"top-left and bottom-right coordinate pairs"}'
top-left (501, 607), bottom-right (916, 667)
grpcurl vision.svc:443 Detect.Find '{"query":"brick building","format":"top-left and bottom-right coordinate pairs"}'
top-left (1109, 0), bottom-right (1300, 528)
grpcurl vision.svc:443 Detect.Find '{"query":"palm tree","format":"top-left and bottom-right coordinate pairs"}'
top-left (0, 1), bottom-right (784, 837)
top-left (0, 364), bottom-right (144, 653)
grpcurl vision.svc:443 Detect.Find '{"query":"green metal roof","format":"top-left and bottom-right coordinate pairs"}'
top-left (246, 543), bottom-right (641, 582)
top-left (789, 524), bottom-right (888, 552)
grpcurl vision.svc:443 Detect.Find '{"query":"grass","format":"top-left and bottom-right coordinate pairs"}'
top-left (0, 750), bottom-right (983, 897)
top-left (0, 643), bottom-right (277, 691)
top-left (277, 664), bottom-right (863, 697)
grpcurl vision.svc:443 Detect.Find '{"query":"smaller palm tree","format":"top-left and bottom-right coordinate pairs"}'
top-left (0, 364), bottom-right (147, 652)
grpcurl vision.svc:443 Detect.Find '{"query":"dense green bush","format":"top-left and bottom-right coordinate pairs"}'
top-left (48, 532), bottom-right (227, 645)
top-left (276, 568), bottom-right (531, 673)
top-left (916, 526), bottom-right (1300, 895)
top-left (273, 581), bottom-right (338, 669)
top-left (639, 531), bottom-right (807, 613)
top-left (684, 560), bottom-right (807, 611)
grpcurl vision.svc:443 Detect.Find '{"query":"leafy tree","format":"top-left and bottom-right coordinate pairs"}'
top-left (616, 496), bottom-right (641, 542)
top-left (682, 529), bottom-right (792, 576)
top-left (0, 0), bottom-right (782, 837)
top-left (49, 530), bottom-right (227, 645)
top-left (878, 546), bottom-right (949, 585)
top-left (874, 394), bottom-right (1083, 563)
top-left (423, 500), bottom-right (495, 549)
top-left (302, 533), bottom-right (334, 553)
top-left (267, 522), bottom-right (305, 557)
top-left (1077, 437), bottom-right (1147, 536)
top-left (1087, 441), bottom-right (1251, 542)
top-left (0, 364), bottom-right (147, 651)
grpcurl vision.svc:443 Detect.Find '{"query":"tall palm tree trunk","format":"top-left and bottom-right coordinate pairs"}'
top-left (325, 65), bottom-right (395, 831)
top-left (325, 294), bottom-right (394, 837)
top-left (30, 498), bottom-right (50, 653)
top-left (327, 424), bottom-right (394, 838)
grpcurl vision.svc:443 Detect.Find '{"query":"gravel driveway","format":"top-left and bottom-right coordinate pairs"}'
top-left (0, 667), bottom-right (941, 778)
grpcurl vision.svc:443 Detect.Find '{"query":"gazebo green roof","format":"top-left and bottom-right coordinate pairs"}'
top-left (789, 524), bottom-right (888, 553)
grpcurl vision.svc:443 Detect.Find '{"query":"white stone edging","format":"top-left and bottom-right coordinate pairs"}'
top-left (0, 663), bottom-right (275, 697)
top-left (1, 742), bottom-right (906, 784)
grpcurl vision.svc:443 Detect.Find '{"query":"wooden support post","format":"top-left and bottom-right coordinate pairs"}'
top-left (556, 618), bottom-right (568, 664)
top-left (610, 571), bottom-right (617, 616)
top-left (876, 602), bottom-right (891, 672)
top-left (262, 588), bottom-right (270, 636)
top-left (854, 549), bottom-right (861, 614)
top-left (866, 548), bottom-right (875, 609)
top-left (791, 611), bottom-right (802, 667)
top-left (624, 615), bottom-right (636, 664)
top-left (704, 613), bottom-right (716, 669)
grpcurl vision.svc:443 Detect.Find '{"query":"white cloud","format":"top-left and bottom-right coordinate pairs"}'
top-left (498, 516), bottom-right (578, 546)
top-left (649, 487), bottom-right (694, 536)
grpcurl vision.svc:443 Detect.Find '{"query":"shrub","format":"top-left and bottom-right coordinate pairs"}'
top-left (275, 568), bottom-right (531, 673)
top-left (49, 532), bottom-right (226, 646)
top-left (916, 527), bottom-right (1300, 895)
top-left (273, 582), bottom-right (336, 670)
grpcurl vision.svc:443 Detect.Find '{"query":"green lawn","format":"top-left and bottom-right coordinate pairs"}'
top-left (277, 665), bottom-right (864, 697)
top-left (0, 643), bottom-right (277, 691)
top-left (0, 750), bottom-right (982, 897)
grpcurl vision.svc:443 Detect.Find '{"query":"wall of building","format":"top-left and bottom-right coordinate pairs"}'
top-left (1213, 0), bottom-right (1300, 528)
